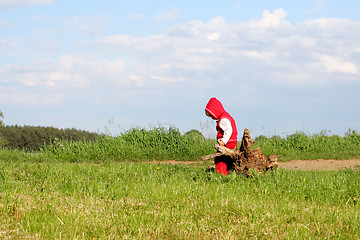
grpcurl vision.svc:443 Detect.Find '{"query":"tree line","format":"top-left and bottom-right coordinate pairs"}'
top-left (0, 111), bottom-right (100, 151)
top-left (0, 125), bottom-right (101, 151)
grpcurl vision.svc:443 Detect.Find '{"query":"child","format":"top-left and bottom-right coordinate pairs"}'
top-left (205, 97), bottom-right (238, 175)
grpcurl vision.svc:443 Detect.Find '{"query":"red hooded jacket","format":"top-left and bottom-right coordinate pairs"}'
top-left (205, 97), bottom-right (238, 149)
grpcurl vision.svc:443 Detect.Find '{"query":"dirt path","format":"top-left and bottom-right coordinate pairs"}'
top-left (278, 159), bottom-right (360, 170)
top-left (151, 159), bottom-right (360, 170)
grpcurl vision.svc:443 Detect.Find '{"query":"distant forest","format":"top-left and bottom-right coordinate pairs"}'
top-left (0, 125), bottom-right (100, 151)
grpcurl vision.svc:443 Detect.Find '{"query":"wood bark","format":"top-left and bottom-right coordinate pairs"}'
top-left (201, 128), bottom-right (282, 176)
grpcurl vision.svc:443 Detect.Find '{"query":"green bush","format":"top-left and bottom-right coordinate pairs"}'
top-left (184, 129), bottom-right (205, 140)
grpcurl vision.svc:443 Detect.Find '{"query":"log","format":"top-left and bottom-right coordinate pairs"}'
top-left (201, 128), bottom-right (282, 176)
top-left (201, 144), bottom-right (241, 161)
top-left (201, 152), bottom-right (222, 161)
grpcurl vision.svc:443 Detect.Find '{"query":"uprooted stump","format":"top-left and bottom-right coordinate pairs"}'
top-left (201, 128), bottom-right (282, 176)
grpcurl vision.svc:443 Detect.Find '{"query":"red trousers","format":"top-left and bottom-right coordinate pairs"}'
top-left (215, 155), bottom-right (235, 175)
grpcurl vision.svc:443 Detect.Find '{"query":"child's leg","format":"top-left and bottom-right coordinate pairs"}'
top-left (215, 156), bottom-right (228, 175)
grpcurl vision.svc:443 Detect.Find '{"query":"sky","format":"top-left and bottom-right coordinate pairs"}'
top-left (1, 0), bottom-right (360, 138)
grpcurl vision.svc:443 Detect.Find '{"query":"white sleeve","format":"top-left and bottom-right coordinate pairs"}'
top-left (219, 118), bottom-right (232, 144)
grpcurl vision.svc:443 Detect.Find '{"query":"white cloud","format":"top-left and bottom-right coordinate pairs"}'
top-left (312, 53), bottom-right (358, 74)
top-left (207, 32), bottom-right (220, 41)
top-left (0, 0), bottom-right (54, 10)
top-left (0, 55), bottom-right (126, 104)
top-left (154, 7), bottom-right (179, 21)
top-left (303, 17), bottom-right (352, 30)
top-left (128, 74), bottom-right (145, 87)
top-left (89, 9), bottom-right (360, 88)
top-left (2, 8), bottom-right (360, 106)
top-left (246, 8), bottom-right (290, 29)
top-left (241, 50), bottom-right (276, 63)
top-left (0, 91), bottom-right (63, 105)
top-left (3, 54), bottom-right (130, 88)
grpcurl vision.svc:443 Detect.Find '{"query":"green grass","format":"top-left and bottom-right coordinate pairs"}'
top-left (2, 126), bottom-right (360, 238)
top-left (37, 126), bottom-right (360, 163)
top-left (41, 126), bottom-right (216, 162)
top-left (0, 160), bottom-right (360, 239)
top-left (255, 129), bottom-right (360, 161)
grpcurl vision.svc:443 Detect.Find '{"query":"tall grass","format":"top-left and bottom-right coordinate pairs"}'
top-left (41, 126), bottom-right (216, 162)
top-left (39, 126), bottom-right (360, 162)
top-left (255, 129), bottom-right (360, 161)
top-left (0, 161), bottom-right (359, 239)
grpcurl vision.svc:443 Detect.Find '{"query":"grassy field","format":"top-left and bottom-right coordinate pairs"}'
top-left (39, 126), bottom-right (360, 162)
top-left (1, 126), bottom-right (360, 239)
top-left (1, 160), bottom-right (359, 239)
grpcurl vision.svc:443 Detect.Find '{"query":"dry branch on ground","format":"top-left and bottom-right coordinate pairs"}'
top-left (202, 128), bottom-right (282, 176)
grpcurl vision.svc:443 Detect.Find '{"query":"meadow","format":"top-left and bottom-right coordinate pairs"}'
top-left (1, 126), bottom-right (360, 239)
top-left (39, 126), bottom-right (360, 162)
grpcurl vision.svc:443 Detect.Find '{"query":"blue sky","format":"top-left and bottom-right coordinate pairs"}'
top-left (1, 0), bottom-right (360, 138)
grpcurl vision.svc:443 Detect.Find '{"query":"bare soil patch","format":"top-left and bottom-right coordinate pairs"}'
top-left (150, 159), bottom-right (360, 170)
top-left (278, 159), bottom-right (360, 170)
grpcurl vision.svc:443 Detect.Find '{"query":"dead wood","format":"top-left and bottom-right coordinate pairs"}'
top-left (201, 152), bottom-right (223, 161)
top-left (201, 128), bottom-right (282, 176)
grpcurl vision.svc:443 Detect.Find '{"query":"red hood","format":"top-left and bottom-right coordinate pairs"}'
top-left (205, 97), bottom-right (225, 120)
